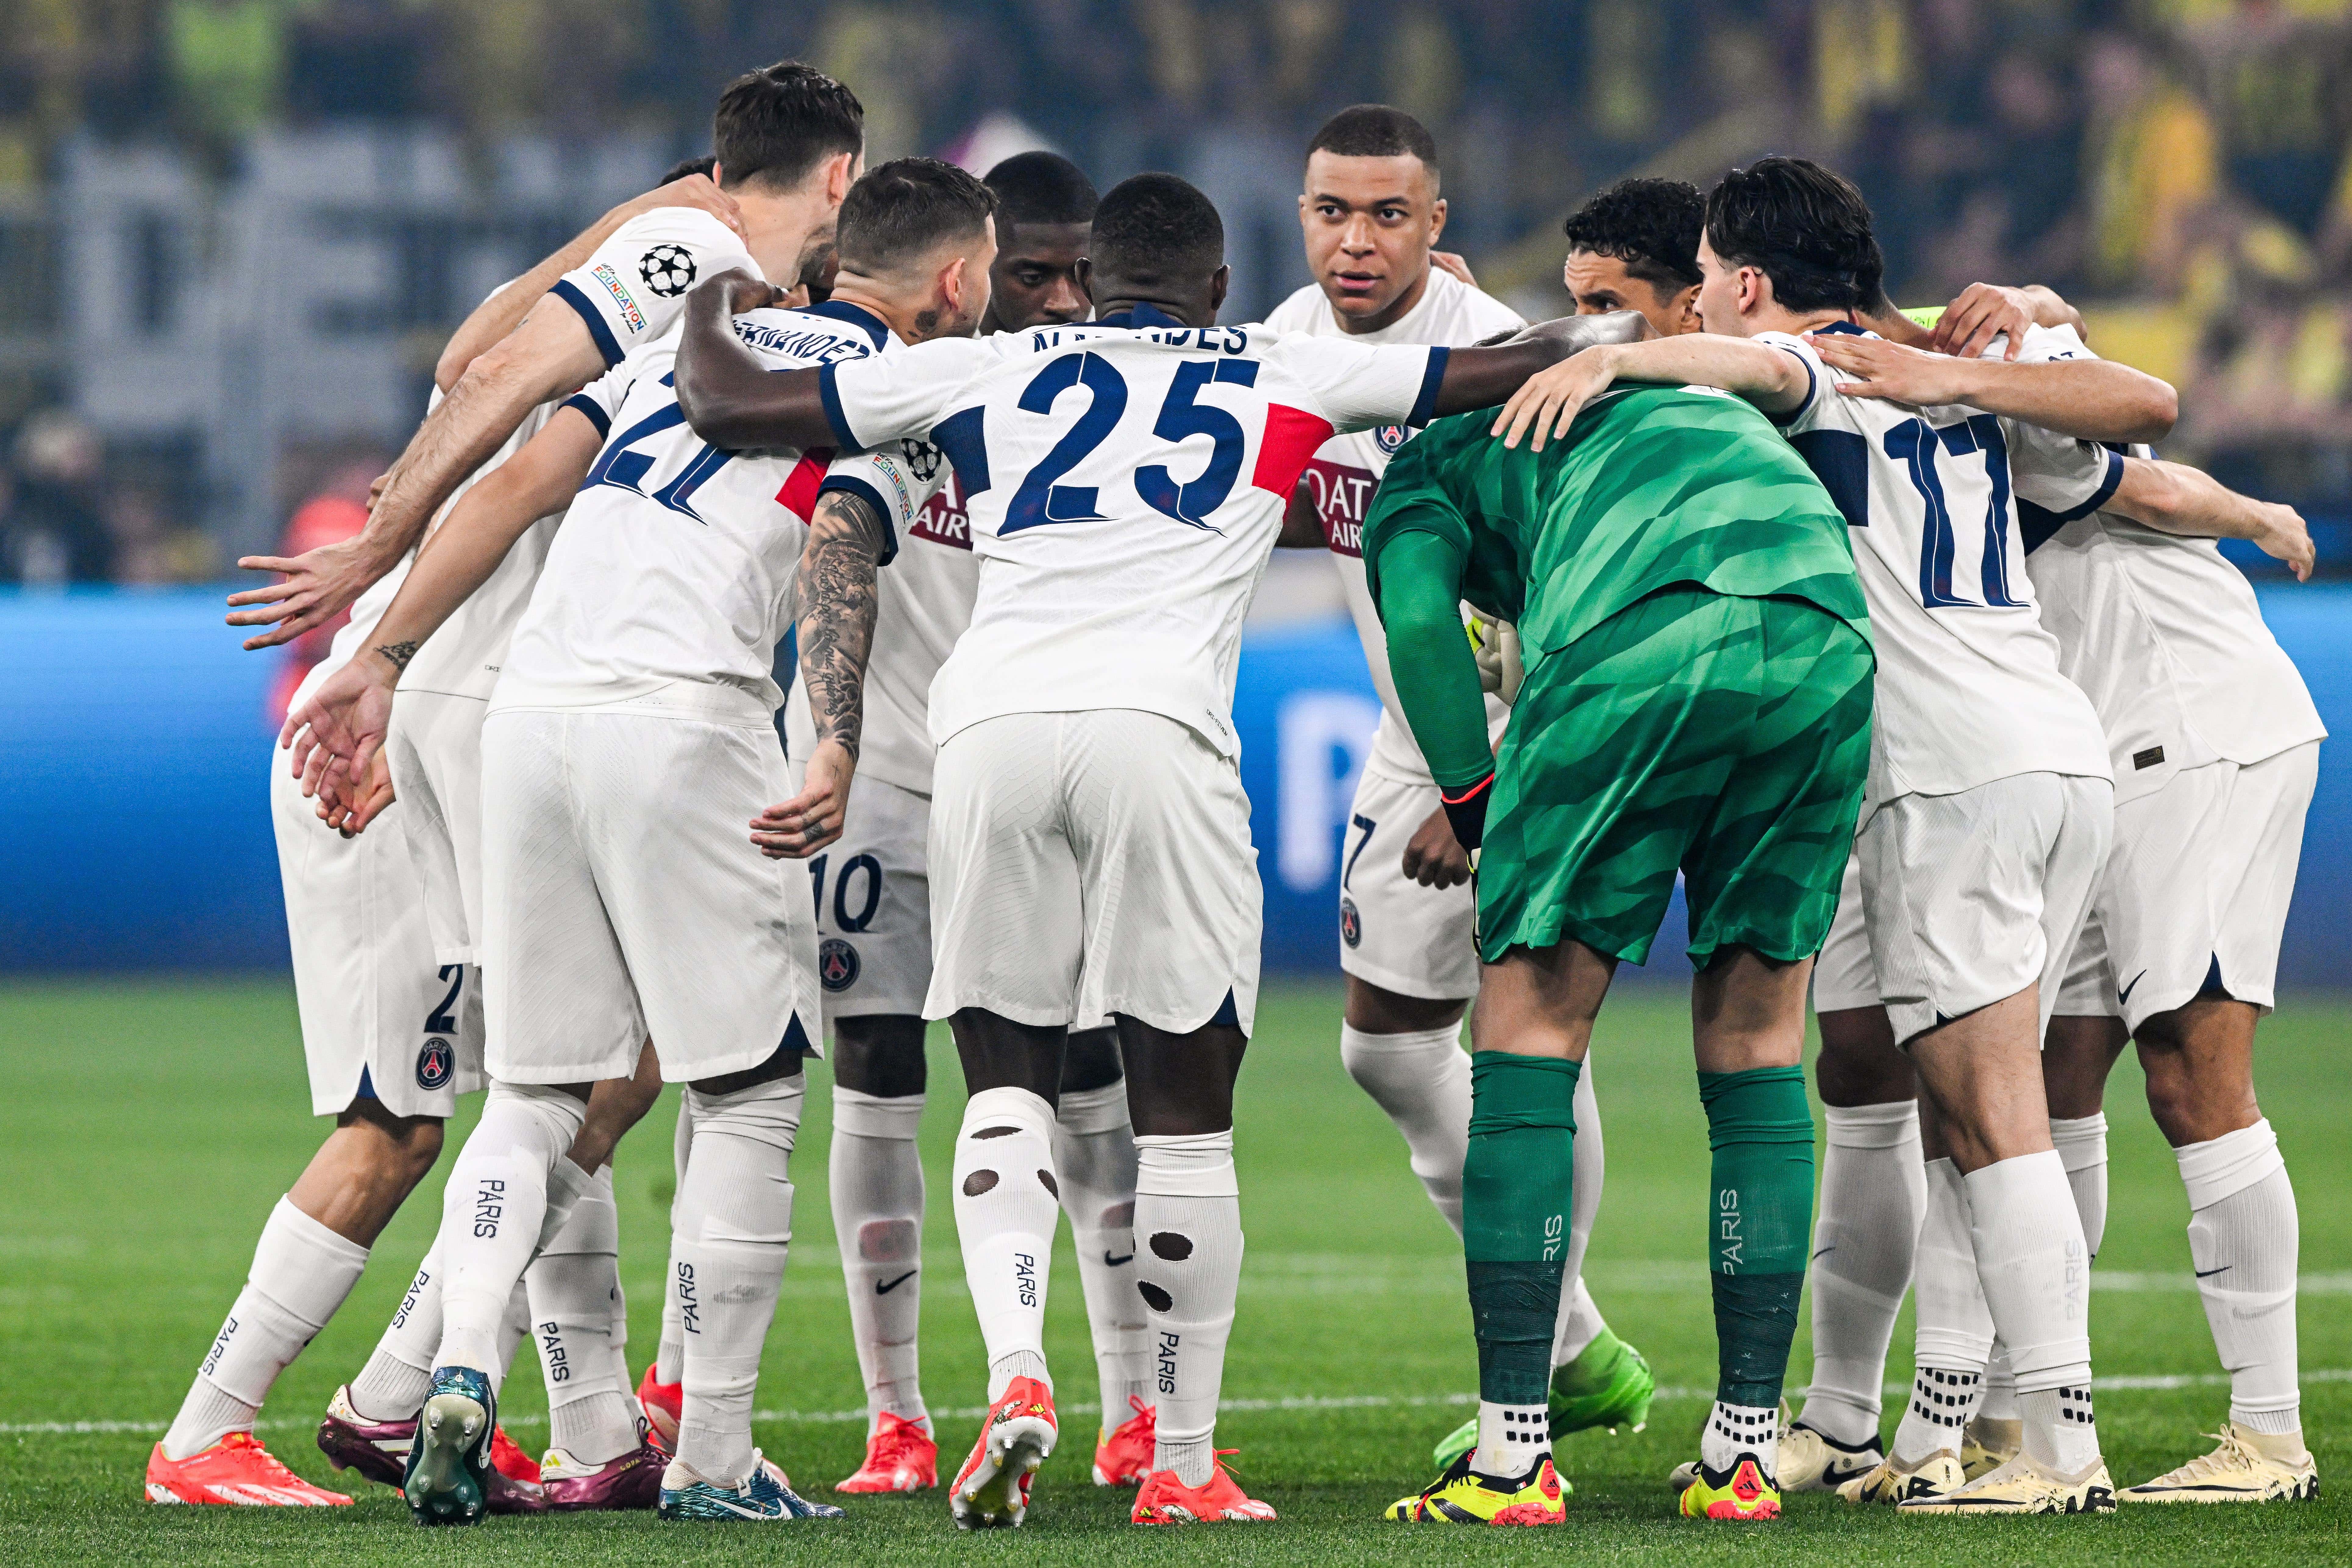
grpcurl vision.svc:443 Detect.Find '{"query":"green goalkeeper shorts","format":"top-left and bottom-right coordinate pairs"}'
top-left (1478, 583), bottom-right (1871, 968)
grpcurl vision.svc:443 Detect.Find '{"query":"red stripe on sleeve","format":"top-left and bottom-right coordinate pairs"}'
top-left (774, 447), bottom-right (836, 521)
top-left (1251, 404), bottom-right (1337, 499)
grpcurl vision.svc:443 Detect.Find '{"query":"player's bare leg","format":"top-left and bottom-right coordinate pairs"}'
top-left (150, 1100), bottom-right (442, 1506)
top-left (2119, 998), bottom-right (2314, 1500)
top-left (829, 1014), bottom-right (938, 1492)
top-left (1120, 1012), bottom-right (1274, 1524)
top-left (944, 1009), bottom-right (1068, 1527)
top-left (1787, 1006), bottom-right (1920, 1488)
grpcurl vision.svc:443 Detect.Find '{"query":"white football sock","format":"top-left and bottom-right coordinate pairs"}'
top-left (952, 1087), bottom-right (1060, 1400)
top-left (1134, 1131), bottom-right (1244, 1489)
top-left (1551, 1056), bottom-right (1607, 1365)
top-left (1473, 1400), bottom-right (1549, 1478)
top-left (2050, 1113), bottom-right (2109, 1260)
top-left (497, 1276), bottom-right (532, 1388)
top-left (433, 1082), bottom-right (585, 1387)
top-left (672, 1074), bottom-right (802, 1487)
top-left (349, 1246), bottom-right (443, 1421)
top-left (1053, 1080), bottom-right (1149, 1426)
top-left (830, 1086), bottom-right (930, 1433)
top-left (527, 1165), bottom-right (637, 1465)
top-left (1339, 1022), bottom-right (1470, 1235)
top-left (2179, 1119), bottom-right (2301, 1436)
top-left (656, 1094), bottom-right (691, 1386)
top-left (1979, 1345), bottom-right (2020, 1423)
top-left (1799, 1100), bottom-right (1926, 1446)
top-left (1966, 1151), bottom-right (2095, 1465)
top-left (1891, 1157), bottom-right (1992, 1465)
top-left (1699, 1400), bottom-right (1779, 1475)
top-left (163, 1197), bottom-right (368, 1459)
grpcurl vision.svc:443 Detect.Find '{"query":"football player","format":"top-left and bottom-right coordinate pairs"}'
top-left (1265, 108), bottom-right (1654, 1476)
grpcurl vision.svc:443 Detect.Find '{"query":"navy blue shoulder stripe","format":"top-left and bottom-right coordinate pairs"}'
top-left (816, 363), bottom-right (863, 454)
top-left (551, 279), bottom-right (625, 369)
top-left (560, 393), bottom-right (611, 440)
top-left (1409, 346), bottom-right (1450, 427)
top-left (800, 298), bottom-right (891, 350)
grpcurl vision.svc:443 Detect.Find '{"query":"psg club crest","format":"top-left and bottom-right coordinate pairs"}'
top-left (415, 1037), bottom-right (455, 1090)
top-left (637, 243), bottom-right (699, 298)
top-left (819, 938), bottom-right (861, 992)
top-left (1373, 424), bottom-right (1408, 455)
top-left (1339, 896), bottom-right (1363, 949)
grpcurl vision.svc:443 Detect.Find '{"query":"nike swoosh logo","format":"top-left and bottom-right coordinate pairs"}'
top-left (1104, 1252), bottom-right (1133, 1267)
top-left (876, 1270), bottom-right (917, 1295)
top-left (2195, 1265), bottom-right (2231, 1279)
top-left (1812, 1246), bottom-right (1836, 1261)
top-left (2118, 969), bottom-right (2148, 1007)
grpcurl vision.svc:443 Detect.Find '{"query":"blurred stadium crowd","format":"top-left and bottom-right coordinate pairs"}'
top-left (0, 0), bottom-right (2348, 585)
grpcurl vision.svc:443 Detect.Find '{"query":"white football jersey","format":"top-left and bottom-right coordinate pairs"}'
top-left (818, 306), bottom-right (1448, 756)
top-left (490, 300), bottom-right (894, 726)
top-left (2008, 329), bottom-right (2325, 805)
top-left (785, 444), bottom-right (977, 795)
top-left (1262, 268), bottom-right (1524, 784)
top-left (402, 209), bottom-right (766, 702)
top-left (1764, 324), bottom-right (2119, 809)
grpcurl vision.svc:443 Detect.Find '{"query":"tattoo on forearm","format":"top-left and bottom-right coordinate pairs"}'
top-left (375, 640), bottom-right (419, 672)
top-left (797, 490), bottom-right (889, 760)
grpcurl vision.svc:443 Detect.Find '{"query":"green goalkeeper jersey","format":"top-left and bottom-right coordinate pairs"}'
top-left (1361, 384), bottom-right (1869, 662)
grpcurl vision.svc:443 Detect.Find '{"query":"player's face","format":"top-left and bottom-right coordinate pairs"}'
top-left (1299, 151), bottom-right (1445, 327)
top-left (987, 220), bottom-right (1091, 331)
top-left (1694, 236), bottom-right (1756, 337)
top-left (1563, 250), bottom-right (1702, 338)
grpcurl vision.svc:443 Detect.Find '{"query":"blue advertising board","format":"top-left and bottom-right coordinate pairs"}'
top-left (3, 587), bottom-right (2350, 984)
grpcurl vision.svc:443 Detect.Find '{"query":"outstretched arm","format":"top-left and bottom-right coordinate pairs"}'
top-left (436, 173), bottom-right (745, 391)
top-left (280, 406), bottom-right (605, 815)
top-left (1493, 334), bottom-right (1813, 451)
top-left (674, 269), bottom-right (827, 452)
top-left (1372, 528), bottom-right (1496, 854)
top-left (230, 299), bottom-right (608, 649)
top-left (753, 488), bottom-right (891, 860)
top-left (2104, 457), bottom-right (2315, 581)
top-left (1427, 310), bottom-right (1651, 420)
top-left (1807, 332), bottom-right (2176, 444)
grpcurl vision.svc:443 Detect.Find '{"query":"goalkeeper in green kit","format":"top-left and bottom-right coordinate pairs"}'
top-left (1367, 374), bottom-right (1872, 1525)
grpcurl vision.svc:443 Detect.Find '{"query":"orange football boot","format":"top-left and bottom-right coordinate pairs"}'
top-left (1132, 1450), bottom-right (1277, 1524)
top-left (1093, 1396), bottom-right (1157, 1487)
top-left (949, 1376), bottom-right (1056, 1528)
top-left (836, 1411), bottom-right (938, 1493)
top-left (146, 1432), bottom-right (354, 1506)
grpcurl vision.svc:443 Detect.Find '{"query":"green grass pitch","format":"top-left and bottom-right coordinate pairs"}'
top-left (0, 977), bottom-right (2343, 1564)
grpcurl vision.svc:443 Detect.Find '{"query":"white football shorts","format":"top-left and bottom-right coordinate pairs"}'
top-left (795, 769), bottom-right (934, 1024)
top-left (1859, 771), bottom-right (2114, 1046)
top-left (1809, 848), bottom-right (1877, 1015)
top-left (270, 741), bottom-right (482, 1119)
top-left (2054, 742), bottom-right (2318, 1032)
top-left (1335, 764), bottom-right (1479, 1001)
top-left (924, 709), bottom-right (1262, 1037)
top-left (479, 707), bottom-right (822, 1084)
top-left (385, 689), bottom-right (488, 969)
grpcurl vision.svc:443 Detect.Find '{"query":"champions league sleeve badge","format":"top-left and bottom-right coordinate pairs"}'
top-left (638, 243), bottom-right (699, 299)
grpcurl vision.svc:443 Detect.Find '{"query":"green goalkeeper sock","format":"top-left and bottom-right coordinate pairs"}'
top-left (1463, 1052), bottom-right (1579, 1408)
top-left (1698, 1065), bottom-right (1815, 1409)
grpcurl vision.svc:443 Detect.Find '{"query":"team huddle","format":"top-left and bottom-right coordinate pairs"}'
top-left (144, 57), bottom-right (2323, 1531)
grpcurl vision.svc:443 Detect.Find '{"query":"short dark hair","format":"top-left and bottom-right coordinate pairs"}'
top-left (1308, 104), bottom-right (1440, 179)
top-left (659, 155), bottom-right (717, 185)
top-left (983, 151), bottom-right (1098, 231)
top-left (1702, 156), bottom-right (1880, 313)
top-left (1562, 178), bottom-right (1704, 293)
top-left (1089, 172), bottom-right (1223, 280)
top-left (836, 158), bottom-right (998, 276)
top-left (712, 61), bottom-right (864, 193)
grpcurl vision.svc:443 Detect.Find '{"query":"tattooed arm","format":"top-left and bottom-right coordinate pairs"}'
top-left (753, 488), bottom-right (892, 859)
